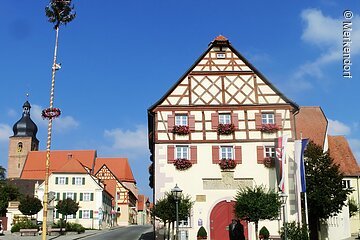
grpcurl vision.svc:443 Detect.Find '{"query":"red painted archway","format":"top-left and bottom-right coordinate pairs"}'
top-left (210, 200), bottom-right (248, 240)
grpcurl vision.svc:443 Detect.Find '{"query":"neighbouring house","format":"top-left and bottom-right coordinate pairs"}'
top-left (35, 158), bottom-right (113, 229)
top-left (94, 158), bottom-right (138, 226)
top-left (295, 106), bottom-right (360, 239)
top-left (137, 195), bottom-right (151, 225)
top-left (148, 36), bottom-right (300, 239)
top-left (328, 136), bottom-right (360, 236)
top-left (6, 100), bottom-right (140, 229)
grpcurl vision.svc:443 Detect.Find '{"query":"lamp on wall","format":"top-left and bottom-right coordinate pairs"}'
top-left (171, 184), bottom-right (182, 240)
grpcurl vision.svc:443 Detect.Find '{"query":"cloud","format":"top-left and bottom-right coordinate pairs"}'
top-left (0, 124), bottom-right (12, 142)
top-left (328, 119), bottom-right (351, 135)
top-left (31, 104), bottom-right (79, 133)
top-left (103, 125), bottom-right (148, 159)
top-left (288, 9), bottom-right (360, 88)
top-left (7, 109), bottom-right (17, 117)
top-left (348, 139), bottom-right (360, 163)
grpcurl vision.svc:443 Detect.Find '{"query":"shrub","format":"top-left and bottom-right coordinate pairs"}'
top-left (197, 226), bottom-right (207, 239)
top-left (52, 221), bottom-right (85, 233)
top-left (280, 221), bottom-right (309, 240)
top-left (259, 226), bottom-right (270, 239)
top-left (11, 219), bottom-right (38, 233)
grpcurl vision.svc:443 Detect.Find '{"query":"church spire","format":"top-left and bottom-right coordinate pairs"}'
top-left (12, 100), bottom-right (39, 141)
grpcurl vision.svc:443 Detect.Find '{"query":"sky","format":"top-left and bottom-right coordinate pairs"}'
top-left (0, 0), bottom-right (359, 198)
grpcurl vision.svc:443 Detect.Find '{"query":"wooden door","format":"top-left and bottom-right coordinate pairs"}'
top-left (210, 200), bottom-right (248, 240)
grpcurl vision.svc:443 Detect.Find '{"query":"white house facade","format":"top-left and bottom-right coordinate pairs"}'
top-left (148, 36), bottom-right (300, 240)
top-left (35, 168), bottom-right (112, 229)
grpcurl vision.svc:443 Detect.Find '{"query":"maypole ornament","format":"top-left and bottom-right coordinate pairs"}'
top-left (41, 107), bottom-right (61, 120)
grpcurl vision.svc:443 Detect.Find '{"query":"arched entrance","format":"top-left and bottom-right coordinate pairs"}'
top-left (210, 200), bottom-right (248, 240)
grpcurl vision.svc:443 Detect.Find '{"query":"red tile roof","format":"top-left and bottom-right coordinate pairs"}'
top-left (138, 194), bottom-right (145, 211)
top-left (328, 136), bottom-right (360, 176)
top-left (94, 158), bottom-right (136, 183)
top-left (295, 107), bottom-right (328, 148)
top-left (214, 35), bottom-right (228, 41)
top-left (21, 150), bottom-right (97, 180)
top-left (53, 159), bottom-right (88, 174)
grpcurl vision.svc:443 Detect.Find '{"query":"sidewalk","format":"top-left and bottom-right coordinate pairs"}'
top-left (0, 226), bottom-right (120, 240)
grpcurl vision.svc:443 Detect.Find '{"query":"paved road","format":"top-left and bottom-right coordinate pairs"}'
top-left (83, 225), bottom-right (153, 240)
top-left (0, 225), bottom-right (153, 240)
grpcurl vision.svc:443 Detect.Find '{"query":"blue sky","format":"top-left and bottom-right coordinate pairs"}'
top-left (0, 0), bottom-right (359, 198)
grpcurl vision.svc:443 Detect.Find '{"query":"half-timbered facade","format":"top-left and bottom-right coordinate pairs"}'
top-left (94, 158), bottom-right (138, 226)
top-left (148, 36), bottom-right (299, 240)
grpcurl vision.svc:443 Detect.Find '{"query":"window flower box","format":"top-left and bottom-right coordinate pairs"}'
top-left (174, 158), bottom-right (192, 170)
top-left (217, 123), bottom-right (235, 135)
top-left (172, 125), bottom-right (191, 135)
top-left (264, 157), bottom-right (275, 168)
top-left (258, 124), bottom-right (280, 133)
top-left (219, 158), bottom-right (236, 170)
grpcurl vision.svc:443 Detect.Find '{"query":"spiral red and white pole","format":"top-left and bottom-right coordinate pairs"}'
top-left (42, 25), bottom-right (60, 240)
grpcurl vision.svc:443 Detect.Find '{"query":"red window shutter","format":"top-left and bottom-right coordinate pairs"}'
top-left (234, 146), bottom-right (242, 164)
top-left (168, 114), bottom-right (175, 131)
top-left (189, 115), bottom-right (195, 131)
top-left (211, 113), bottom-right (219, 130)
top-left (212, 146), bottom-right (219, 164)
top-left (275, 113), bottom-right (282, 129)
top-left (232, 113), bottom-right (239, 129)
top-left (255, 113), bottom-right (262, 129)
top-left (257, 146), bottom-right (264, 164)
top-left (167, 145), bottom-right (175, 163)
top-left (190, 146), bottom-right (197, 164)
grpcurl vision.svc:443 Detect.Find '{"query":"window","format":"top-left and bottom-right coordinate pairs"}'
top-left (58, 177), bottom-right (67, 185)
top-left (342, 180), bottom-right (351, 189)
top-left (175, 114), bottom-right (188, 126)
top-left (82, 193), bottom-right (93, 201)
top-left (265, 147), bottom-right (275, 158)
top-left (221, 146), bottom-right (233, 159)
top-left (17, 142), bottom-right (23, 153)
top-left (216, 53), bottom-right (226, 59)
top-left (176, 146), bottom-right (188, 159)
top-left (179, 216), bottom-right (191, 227)
top-left (219, 113), bottom-right (231, 124)
top-left (73, 177), bottom-right (84, 185)
top-left (82, 210), bottom-right (90, 219)
top-left (261, 113), bottom-right (275, 124)
top-left (66, 192), bottom-right (74, 200)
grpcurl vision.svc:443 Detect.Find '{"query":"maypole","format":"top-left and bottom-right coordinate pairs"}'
top-left (42, 1), bottom-right (75, 239)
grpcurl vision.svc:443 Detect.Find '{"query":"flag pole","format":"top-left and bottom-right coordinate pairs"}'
top-left (304, 191), bottom-right (309, 226)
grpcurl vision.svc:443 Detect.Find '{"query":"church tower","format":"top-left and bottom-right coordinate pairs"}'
top-left (8, 101), bottom-right (39, 179)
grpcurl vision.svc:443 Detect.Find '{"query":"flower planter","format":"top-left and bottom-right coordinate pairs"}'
top-left (172, 125), bottom-right (191, 135)
top-left (217, 123), bottom-right (235, 135)
top-left (174, 158), bottom-right (192, 170)
top-left (258, 124), bottom-right (280, 133)
top-left (263, 157), bottom-right (275, 168)
top-left (219, 159), bottom-right (236, 170)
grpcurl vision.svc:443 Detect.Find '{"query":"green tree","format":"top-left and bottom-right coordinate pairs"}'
top-left (0, 166), bottom-right (6, 182)
top-left (304, 142), bottom-right (352, 240)
top-left (152, 192), bottom-right (193, 240)
top-left (280, 221), bottom-right (309, 240)
top-left (234, 185), bottom-right (281, 240)
top-left (348, 198), bottom-right (358, 218)
top-left (19, 195), bottom-right (43, 216)
top-left (56, 198), bottom-right (79, 228)
top-left (0, 183), bottom-right (21, 216)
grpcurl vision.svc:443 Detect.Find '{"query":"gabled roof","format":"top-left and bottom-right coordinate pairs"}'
top-left (148, 35), bottom-right (298, 112)
top-left (295, 106), bottom-right (328, 148)
top-left (53, 159), bottom-right (88, 174)
top-left (20, 150), bottom-right (97, 180)
top-left (328, 136), bottom-right (360, 177)
top-left (94, 158), bottom-right (136, 183)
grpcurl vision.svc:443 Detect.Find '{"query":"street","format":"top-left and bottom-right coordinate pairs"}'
top-left (0, 225), bottom-right (154, 240)
top-left (83, 225), bottom-right (153, 240)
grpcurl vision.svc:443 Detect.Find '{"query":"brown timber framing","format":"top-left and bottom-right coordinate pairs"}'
top-left (155, 138), bottom-right (295, 144)
top-left (153, 104), bottom-right (294, 112)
